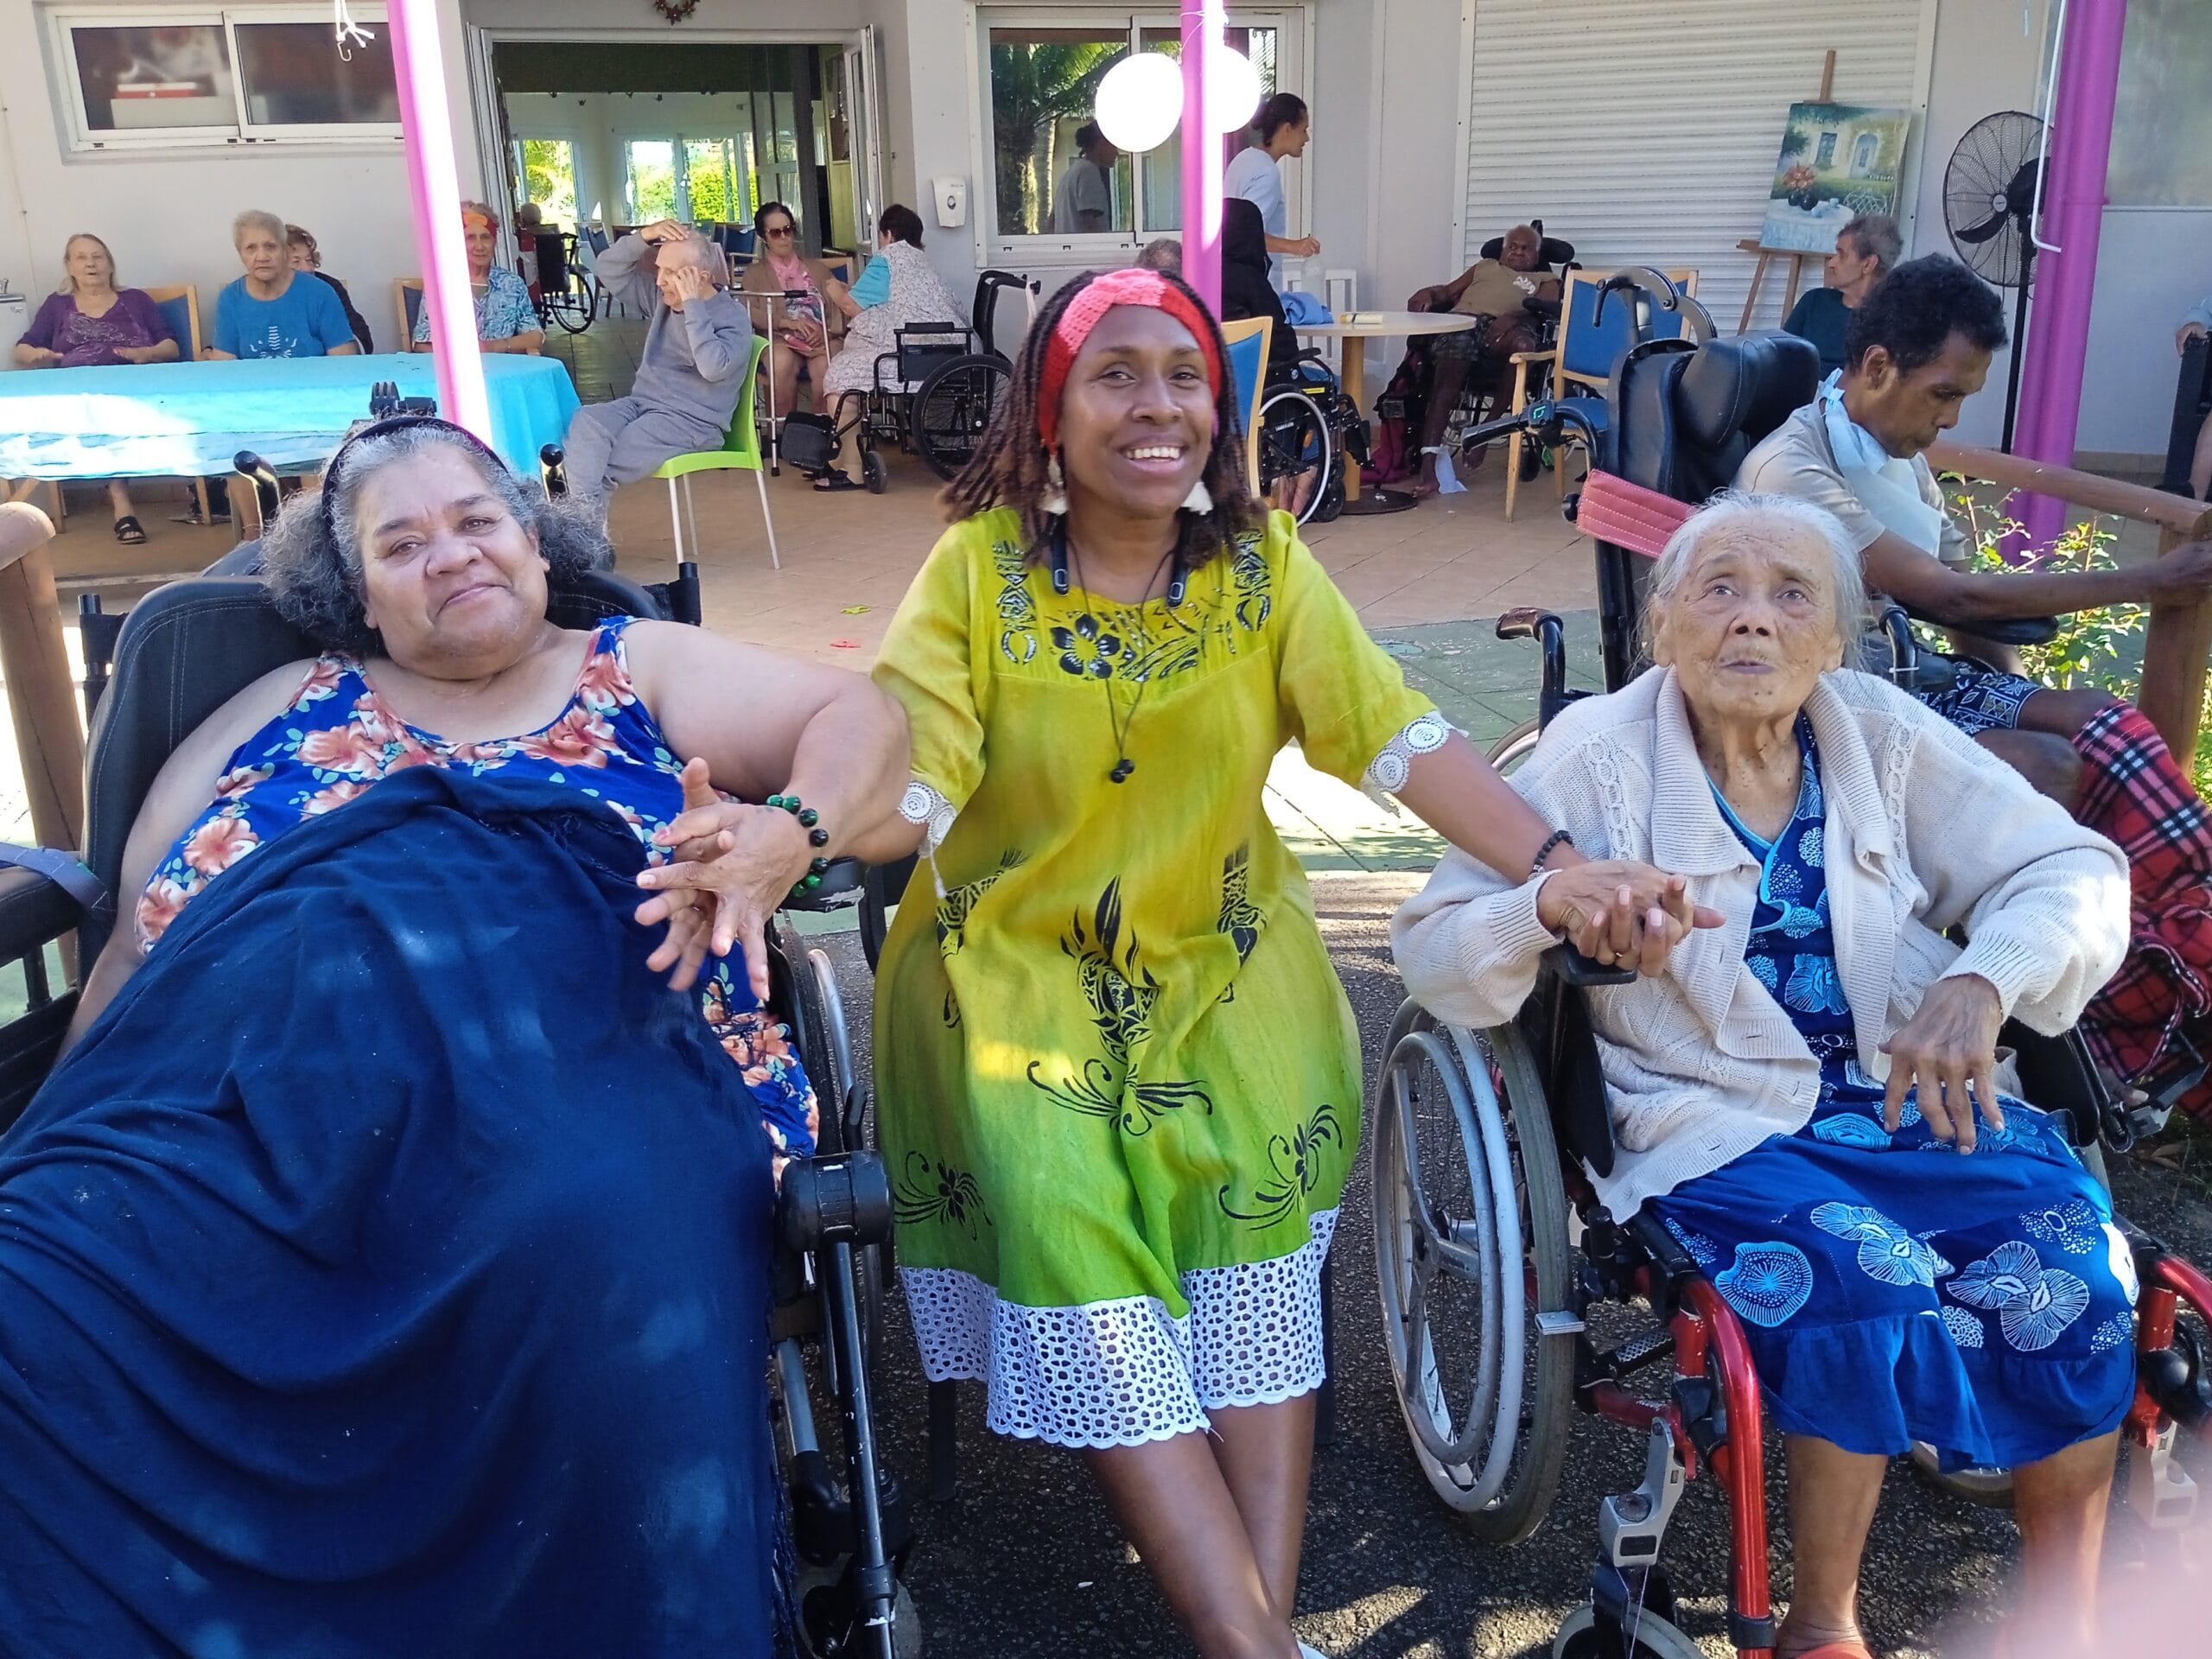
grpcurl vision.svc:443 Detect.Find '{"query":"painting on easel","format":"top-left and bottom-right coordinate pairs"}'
top-left (1759, 100), bottom-right (1913, 252)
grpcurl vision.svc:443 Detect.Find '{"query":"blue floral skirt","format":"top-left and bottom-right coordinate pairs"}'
top-left (1652, 1091), bottom-right (2138, 1471)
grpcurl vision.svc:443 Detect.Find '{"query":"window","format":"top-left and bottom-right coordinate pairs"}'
top-left (2107, 0), bottom-right (2212, 207)
top-left (52, 6), bottom-right (401, 151)
top-left (616, 135), bottom-right (756, 226)
top-left (625, 140), bottom-right (678, 224)
top-left (512, 137), bottom-right (579, 227)
top-left (978, 11), bottom-right (1297, 256)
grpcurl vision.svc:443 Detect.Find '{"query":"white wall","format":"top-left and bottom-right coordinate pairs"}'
top-left (1907, 0), bottom-right (2207, 457)
top-left (0, 1), bottom-right (434, 356)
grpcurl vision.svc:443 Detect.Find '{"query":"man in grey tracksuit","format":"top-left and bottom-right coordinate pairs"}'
top-left (560, 219), bottom-right (752, 508)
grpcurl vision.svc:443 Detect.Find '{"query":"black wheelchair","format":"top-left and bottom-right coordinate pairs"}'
top-left (787, 270), bottom-right (1026, 493)
top-left (10, 455), bottom-right (919, 1658)
top-left (1255, 351), bottom-right (1369, 526)
top-left (1371, 305), bottom-right (2212, 1659)
top-left (531, 230), bottom-right (600, 337)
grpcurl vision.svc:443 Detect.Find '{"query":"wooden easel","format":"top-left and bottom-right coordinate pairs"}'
top-left (1738, 49), bottom-right (1839, 334)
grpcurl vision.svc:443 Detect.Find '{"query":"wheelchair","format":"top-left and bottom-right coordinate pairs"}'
top-left (531, 230), bottom-right (600, 337)
top-left (1374, 300), bottom-right (2212, 1658)
top-left (1255, 351), bottom-right (1368, 526)
top-left (787, 270), bottom-right (1025, 492)
top-left (8, 457), bottom-right (919, 1658)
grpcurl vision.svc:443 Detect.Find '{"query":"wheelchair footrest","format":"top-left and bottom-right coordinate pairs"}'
top-left (780, 1151), bottom-right (892, 1254)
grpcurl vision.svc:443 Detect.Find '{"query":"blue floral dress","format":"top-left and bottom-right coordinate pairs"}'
top-left (136, 615), bottom-right (817, 1166)
top-left (1651, 719), bottom-right (2136, 1471)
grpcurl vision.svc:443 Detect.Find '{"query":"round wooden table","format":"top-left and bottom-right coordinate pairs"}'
top-left (1295, 309), bottom-right (1479, 514)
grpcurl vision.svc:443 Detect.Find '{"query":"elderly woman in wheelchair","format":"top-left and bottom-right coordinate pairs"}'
top-left (0, 416), bottom-right (914, 1653)
top-left (1395, 493), bottom-right (2138, 1659)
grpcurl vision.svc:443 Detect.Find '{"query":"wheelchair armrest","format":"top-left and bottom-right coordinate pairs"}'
top-left (781, 856), bottom-right (867, 913)
top-left (1542, 941), bottom-right (1637, 989)
top-left (0, 865), bottom-right (90, 958)
top-left (1521, 296), bottom-right (1561, 322)
top-left (779, 1149), bottom-right (892, 1253)
top-left (1894, 597), bottom-right (2061, 648)
top-left (2003, 1019), bottom-right (2121, 1151)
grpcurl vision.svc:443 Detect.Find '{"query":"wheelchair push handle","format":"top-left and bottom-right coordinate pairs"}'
top-left (1592, 268), bottom-right (1717, 347)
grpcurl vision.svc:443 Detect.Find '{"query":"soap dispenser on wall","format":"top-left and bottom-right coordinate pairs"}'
top-left (932, 176), bottom-right (967, 230)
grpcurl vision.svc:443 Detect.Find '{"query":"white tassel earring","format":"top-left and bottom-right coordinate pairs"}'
top-left (1180, 477), bottom-right (1214, 514)
top-left (1039, 453), bottom-right (1070, 516)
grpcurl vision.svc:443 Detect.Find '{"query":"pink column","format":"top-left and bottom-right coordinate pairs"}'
top-left (386, 0), bottom-right (492, 441)
top-left (2009, 0), bottom-right (2127, 548)
top-left (1179, 0), bottom-right (1225, 312)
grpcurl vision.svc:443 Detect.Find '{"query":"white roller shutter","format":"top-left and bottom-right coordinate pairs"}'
top-left (1458, 0), bottom-right (1934, 333)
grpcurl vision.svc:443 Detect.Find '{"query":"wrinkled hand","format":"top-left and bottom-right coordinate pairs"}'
top-left (1881, 973), bottom-right (2005, 1151)
top-left (632, 759), bottom-right (811, 1001)
top-left (1289, 235), bottom-right (1321, 258)
top-left (2179, 321), bottom-right (2208, 358)
top-left (668, 264), bottom-right (717, 304)
top-left (2145, 537), bottom-right (2212, 601)
top-left (641, 218), bottom-right (692, 245)
top-left (18, 346), bottom-right (61, 369)
top-left (1534, 860), bottom-right (1726, 977)
top-left (1406, 286), bottom-right (1441, 312)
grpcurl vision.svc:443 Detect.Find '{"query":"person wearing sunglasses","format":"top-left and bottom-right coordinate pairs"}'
top-left (737, 201), bottom-right (857, 423)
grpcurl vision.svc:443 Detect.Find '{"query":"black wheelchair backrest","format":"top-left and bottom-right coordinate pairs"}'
top-left (1608, 331), bottom-right (1820, 505)
top-left (1478, 221), bottom-right (1575, 271)
top-left (895, 324), bottom-right (971, 383)
top-left (80, 563), bottom-right (671, 965)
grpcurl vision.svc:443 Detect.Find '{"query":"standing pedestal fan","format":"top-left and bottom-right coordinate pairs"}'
top-left (1943, 110), bottom-right (2046, 453)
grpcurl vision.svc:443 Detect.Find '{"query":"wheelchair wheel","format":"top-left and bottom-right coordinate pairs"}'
top-left (1908, 1441), bottom-right (2016, 1508)
top-left (912, 355), bottom-right (1010, 480)
top-left (1552, 1605), bottom-right (1705, 1659)
top-left (1487, 718), bottom-right (1541, 776)
top-left (796, 1564), bottom-right (924, 1657)
top-left (1255, 386), bottom-right (1335, 527)
top-left (1373, 1001), bottom-right (1576, 1543)
top-left (862, 448), bottom-right (887, 494)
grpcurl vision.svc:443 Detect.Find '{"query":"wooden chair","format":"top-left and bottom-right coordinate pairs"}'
top-left (1220, 316), bottom-right (1272, 494)
top-left (1504, 267), bottom-right (1699, 521)
top-left (394, 279), bottom-right (424, 349)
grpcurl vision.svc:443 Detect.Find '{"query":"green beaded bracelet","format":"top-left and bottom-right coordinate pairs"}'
top-left (766, 794), bottom-right (831, 901)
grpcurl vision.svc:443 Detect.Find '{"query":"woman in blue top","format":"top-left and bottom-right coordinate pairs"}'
top-left (206, 208), bottom-right (360, 361)
top-left (410, 201), bottom-right (544, 355)
top-left (0, 418), bottom-right (913, 1654)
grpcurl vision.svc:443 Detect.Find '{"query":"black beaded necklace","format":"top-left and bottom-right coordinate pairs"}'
top-left (1050, 520), bottom-right (1185, 785)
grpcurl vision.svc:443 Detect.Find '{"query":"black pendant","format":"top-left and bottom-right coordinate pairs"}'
top-left (1109, 759), bottom-right (1135, 784)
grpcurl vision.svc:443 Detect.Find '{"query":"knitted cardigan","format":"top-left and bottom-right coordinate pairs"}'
top-left (1390, 666), bottom-right (2130, 1218)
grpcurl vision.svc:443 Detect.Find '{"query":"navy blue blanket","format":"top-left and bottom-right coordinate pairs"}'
top-left (0, 767), bottom-right (786, 1657)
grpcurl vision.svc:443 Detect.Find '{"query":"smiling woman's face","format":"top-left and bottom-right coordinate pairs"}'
top-left (353, 444), bottom-right (547, 673)
top-left (1055, 305), bottom-right (1214, 520)
top-left (1650, 526), bottom-right (1844, 729)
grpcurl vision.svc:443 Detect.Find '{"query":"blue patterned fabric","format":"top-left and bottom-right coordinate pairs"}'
top-left (1652, 718), bottom-right (2137, 1469)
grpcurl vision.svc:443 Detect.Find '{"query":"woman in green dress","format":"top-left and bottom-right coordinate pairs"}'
top-left (809, 266), bottom-right (1716, 1656)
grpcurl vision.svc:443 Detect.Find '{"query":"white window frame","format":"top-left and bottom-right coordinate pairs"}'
top-left (970, 7), bottom-right (1302, 266)
top-left (48, 3), bottom-right (404, 153)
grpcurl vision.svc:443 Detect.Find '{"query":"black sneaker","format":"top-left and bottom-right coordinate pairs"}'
top-left (169, 509), bottom-right (232, 526)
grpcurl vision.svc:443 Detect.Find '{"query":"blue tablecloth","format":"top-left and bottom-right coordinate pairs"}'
top-left (0, 354), bottom-right (580, 481)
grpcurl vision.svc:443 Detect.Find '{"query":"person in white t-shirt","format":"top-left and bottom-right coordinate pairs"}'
top-left (1221, 92), bottom-right (1319, 286)
top-left (1051, 125), bottom-right (1119, 234)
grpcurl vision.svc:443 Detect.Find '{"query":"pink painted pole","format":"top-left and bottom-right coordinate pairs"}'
top-left (2009, 0), bottom-right (2126, 549)
top-left (1179, 0), bottom-right (1225, 313)
top-left (385, 0), bottom-right (491, 441)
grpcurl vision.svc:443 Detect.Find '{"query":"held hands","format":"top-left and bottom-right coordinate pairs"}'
top-left (1533, 860), bottom-right (1726, 977)
top-left (1880, 973), bottom-right (2006, 1151)
top-left (633, 758), bottom-right (812, 1001)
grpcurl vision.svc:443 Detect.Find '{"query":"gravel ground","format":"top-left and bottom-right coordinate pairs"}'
top-left (810, 875), bottom-right (2212, 1659)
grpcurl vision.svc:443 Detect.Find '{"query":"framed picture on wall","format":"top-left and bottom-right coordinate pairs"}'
top-left (1759, 100), bottom-right (1913, 252)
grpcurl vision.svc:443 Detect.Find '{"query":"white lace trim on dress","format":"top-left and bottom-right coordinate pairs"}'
top-left (900, 1208), bottom-right (1338, 1448)
top-left (1361, 712), bottom-right (1452, 800)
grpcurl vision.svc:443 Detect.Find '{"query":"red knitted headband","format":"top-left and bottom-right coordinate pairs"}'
top-left (1036, 268), bottom-right (1224, 452)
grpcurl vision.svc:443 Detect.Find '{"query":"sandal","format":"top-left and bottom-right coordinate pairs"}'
top-left (812, 472), bottom-right (861, 493)
top-left (112, 516), bottom-right (146, 545)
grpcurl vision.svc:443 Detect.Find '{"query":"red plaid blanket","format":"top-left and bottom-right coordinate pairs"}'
top-left (2074, 702), bottom-right (2212, 1118)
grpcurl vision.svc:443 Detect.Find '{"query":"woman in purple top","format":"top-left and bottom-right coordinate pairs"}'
top-left (12, 233), bottom-right (181, 545)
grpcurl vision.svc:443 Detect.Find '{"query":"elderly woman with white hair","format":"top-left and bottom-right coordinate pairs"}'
top-left (560, 219), bottom-right (750, 507)
top-left (1394, 493), bottom-right (2137, 1659)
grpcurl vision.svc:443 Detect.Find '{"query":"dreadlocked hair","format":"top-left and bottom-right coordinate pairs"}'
top-left (938, 268), bottom-right (1261, 572)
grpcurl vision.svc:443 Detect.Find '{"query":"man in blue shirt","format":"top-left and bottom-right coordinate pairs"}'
top-left (206, 210), bottom-right (359, 360)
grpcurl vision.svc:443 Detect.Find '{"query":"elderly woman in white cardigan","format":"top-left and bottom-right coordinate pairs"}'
top-left (1393, 493), bottom-right (2133, 1659)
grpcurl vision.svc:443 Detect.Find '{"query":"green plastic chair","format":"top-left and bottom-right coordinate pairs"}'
top-left (653, 334), bottom-right (781, 569)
